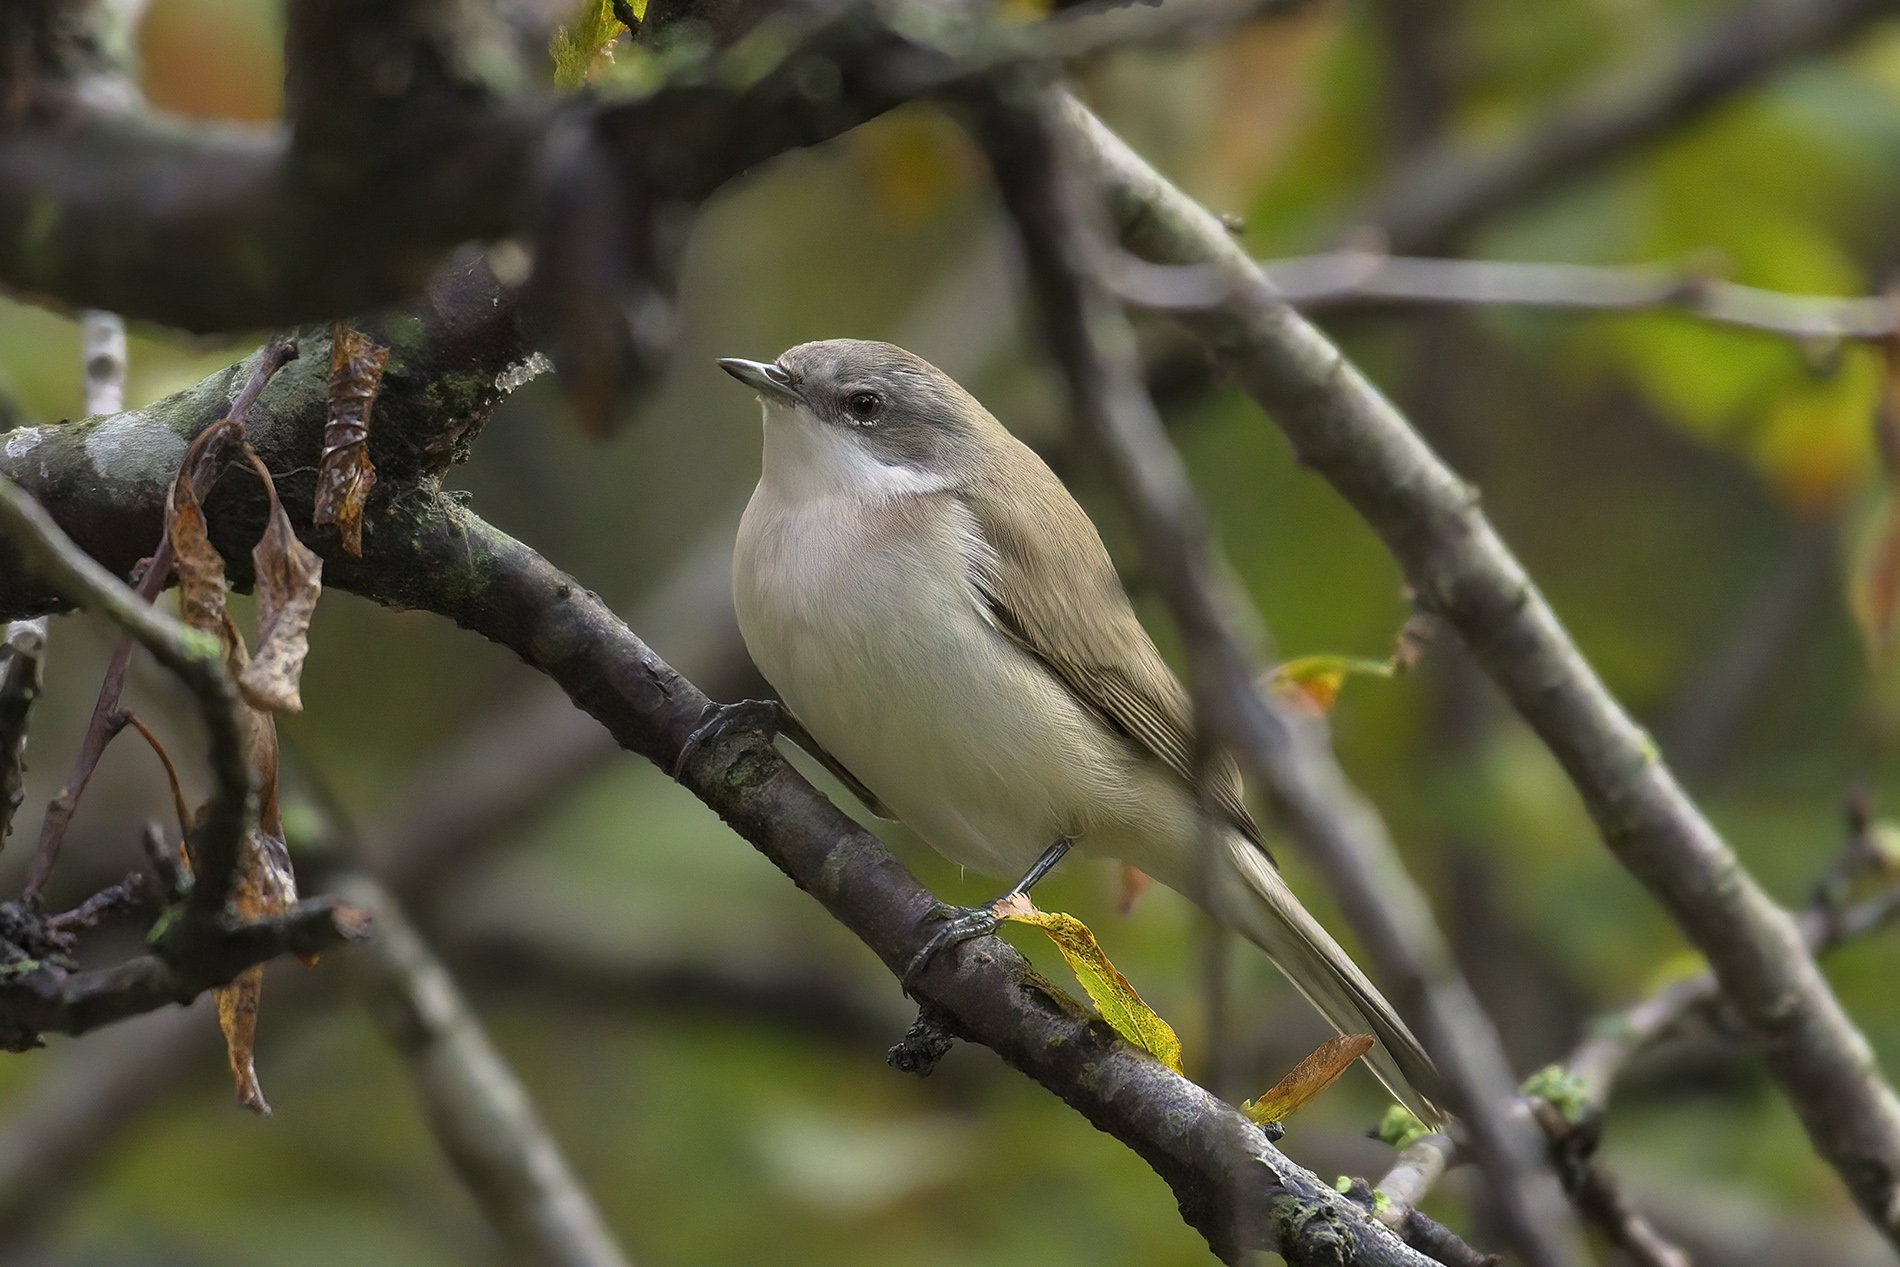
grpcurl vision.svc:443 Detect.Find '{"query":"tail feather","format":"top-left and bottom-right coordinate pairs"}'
top-left (1214, 836), bottom-right (1445, 1125)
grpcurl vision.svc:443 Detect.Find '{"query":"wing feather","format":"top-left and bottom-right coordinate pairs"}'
top-left (956, 444), bottom-right (1261, 845)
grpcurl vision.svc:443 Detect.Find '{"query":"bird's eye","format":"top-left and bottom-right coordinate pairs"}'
top-left (843, 390), bottom-right (880, 423)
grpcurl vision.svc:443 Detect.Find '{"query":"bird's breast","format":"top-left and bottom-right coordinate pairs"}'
top-left (731, 488), bottom-right (1144, 877)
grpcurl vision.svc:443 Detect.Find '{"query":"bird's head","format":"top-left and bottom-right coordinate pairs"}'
top-left (718, 339), bottom-right (1001, 499)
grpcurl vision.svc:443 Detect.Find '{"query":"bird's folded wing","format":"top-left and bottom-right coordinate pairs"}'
top-left (954, 464), bottom-right (1262, 846)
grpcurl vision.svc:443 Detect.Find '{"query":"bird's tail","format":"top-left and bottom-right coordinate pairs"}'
top-left (1210, 834), bottom-right (1445, 1125)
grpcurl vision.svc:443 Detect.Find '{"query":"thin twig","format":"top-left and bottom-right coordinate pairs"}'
top-left (79, 311), bottom-right (126, 417)
top-left (117, 712), bottom-right (192, 841)
top-left (1251, 250), bottom-right (1900, 340)
top-left (21, 334), bottom-right (296, 900)
top-left (340, 874), bottom-right (634, 1267)
top-left (44, 873), bottom-right (144, 935)
top-left (972, 80), bottom-right (1585, 1267)
top-left (1067, 87), bottom-right (1900, 1247)
top-left (1530, 1102), bottom-right (1690, 1267)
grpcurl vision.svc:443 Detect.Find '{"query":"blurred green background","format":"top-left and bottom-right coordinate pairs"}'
top-left (5, 0), bottom-right (1900, 1263)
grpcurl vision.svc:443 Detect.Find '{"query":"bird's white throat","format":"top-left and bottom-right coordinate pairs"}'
top-left (757, 400), bottom-right (951, 505)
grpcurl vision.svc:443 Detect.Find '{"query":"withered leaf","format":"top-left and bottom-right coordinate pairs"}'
top-left (1240, 1033), bottom-right (1376, 1125)
top-left (240, 449), bottom-right (322, 713)
top-left (218, 964), bottom-right (269, 1115)
top-left (203, 616), bottom-right (302, 1114)
top-left (315, 324), bottom-right (388, 557)
top-left (165, 431), bottom-right (229, 636)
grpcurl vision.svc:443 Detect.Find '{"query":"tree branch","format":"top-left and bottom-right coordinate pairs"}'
top-left (341, 874), bottom-right (633, 1267)
top-left (0, 0), bottom-right (1274, 337)
top-left (1253, 250), bottom-right (1900, 339)
top-left (1058, 88), bottom-right (1900, 1247)
top-left (79, 310), bottom-right (127, 417)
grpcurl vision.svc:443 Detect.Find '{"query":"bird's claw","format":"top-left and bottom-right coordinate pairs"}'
top-left (904, 900), bottom-right (1002, 987)
top-left (673, 698), bottom-right (784, 780)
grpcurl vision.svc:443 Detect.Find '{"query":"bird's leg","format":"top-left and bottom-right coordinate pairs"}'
top-left (674, 699), bottom-right (893, 818)
top-left (904, 837), bottom-right (1073, 986)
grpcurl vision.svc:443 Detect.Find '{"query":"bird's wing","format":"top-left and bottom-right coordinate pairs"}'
top-left (955, 449), bottom-right (1261, 844)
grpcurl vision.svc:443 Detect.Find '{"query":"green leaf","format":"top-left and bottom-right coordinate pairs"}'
top-left (1377, 1104), bottom-right (1432, 1150)
top-left (994, 893), bottom-right (1183, 1073)
top-left (1520, 1064), bottom-right (1590, 1123)
top-left (550, 0), bottom-right (636, 90)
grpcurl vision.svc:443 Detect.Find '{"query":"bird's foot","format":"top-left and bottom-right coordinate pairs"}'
top-left (903, 900), bottom-right (1003, 987)
top-left (673, 698), bottom-right (786, 780)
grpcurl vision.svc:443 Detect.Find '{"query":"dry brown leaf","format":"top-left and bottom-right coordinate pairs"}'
top-left (315, 324), bottom-right (388, 556)
top-left (240, 450), bottom-right (322, 713)
top-left (165, 431), bottom-right (230, 636)
top-left (206, 615), bottom-right (303, 1113)
top-left (218, 965), bottom-right (269, 1114)
top-left (1240, 1033), bottom-right (1376, 1125)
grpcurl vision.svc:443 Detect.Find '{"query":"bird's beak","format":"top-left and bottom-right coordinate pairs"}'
top-left (717, 357), bottom-right (802, 406)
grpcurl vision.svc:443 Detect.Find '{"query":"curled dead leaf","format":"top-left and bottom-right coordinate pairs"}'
top-left (315, 325), bottom-right (388, 557)
top-left (240, 449), bottom-right (322, 713)
top-left (1240, 1033), bottom-right (1376, 1125)
top-left (199, 610), bottom-right (303, 1111)
top-left (218, 965), bottom-right (270, 1115)
top-left (165, 429), bottom-right (232, 636)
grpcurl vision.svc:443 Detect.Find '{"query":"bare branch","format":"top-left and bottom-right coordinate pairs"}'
top-left (1257, 250), bottom-right (1900, 339)
top-left (80, 310), bottom-right (126, 416)
top-left (341, 875), bottom-right (633, 1267)
top-left (1062, 87), bottom-right (1900, 1247)
top-left (0, 895), bottom-right (365, 1045)
top-left (971, 77), bottom-right (1584, 1267)
top-left (1357, 0), bottom-right (1900, 253)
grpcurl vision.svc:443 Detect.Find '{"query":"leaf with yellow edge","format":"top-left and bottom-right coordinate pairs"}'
top-left (1239, 1033), bottom-right (1374, 1125)
top-left (993, 892), bottom-right (1182, 1073)
top-left (550, 0), bottom-right (637, 90)
top-left (1270, 655), bottom-right (1395, 716)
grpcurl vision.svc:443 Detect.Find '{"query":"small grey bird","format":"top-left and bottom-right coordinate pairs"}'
top-left (717, 338), bottom-right (1441, 1119)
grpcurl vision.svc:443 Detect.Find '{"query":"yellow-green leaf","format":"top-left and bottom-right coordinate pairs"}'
top-left (993, 893), bottom-right (1182, 1073)
top-left (550, 0), bottom-right (636, 90)
top-left (1377, 1104), bottom-right (1433, 1150)
top-left (1270, 655), bottom-right (1395, 715)
top-left (1239, 1033), bottom-right (1374, 1124)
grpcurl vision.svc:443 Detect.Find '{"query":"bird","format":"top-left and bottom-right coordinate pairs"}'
top-left (714, 338), bottom-right (1441, 1120)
